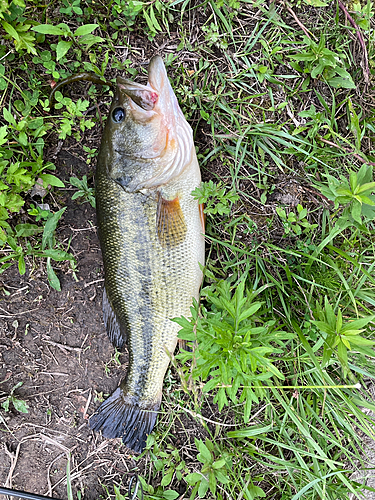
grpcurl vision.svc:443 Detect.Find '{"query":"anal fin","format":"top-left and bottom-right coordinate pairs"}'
top-left (156, 192), bottom-right (187, 248)
top-left (102, 288), bottom-right (127, 350)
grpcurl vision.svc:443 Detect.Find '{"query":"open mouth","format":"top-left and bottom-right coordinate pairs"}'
top-left (116, 78), bottom-right (159, 111)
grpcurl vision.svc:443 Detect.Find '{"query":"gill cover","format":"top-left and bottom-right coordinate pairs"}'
top-left (105, 56), bottom-right (195, 192)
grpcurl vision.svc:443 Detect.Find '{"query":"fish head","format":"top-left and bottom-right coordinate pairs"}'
top-left (103, 56), bottom-right (194, 192)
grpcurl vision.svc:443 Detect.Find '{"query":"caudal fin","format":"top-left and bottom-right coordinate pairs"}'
top-left (89, 388), bottom-right (159, 453)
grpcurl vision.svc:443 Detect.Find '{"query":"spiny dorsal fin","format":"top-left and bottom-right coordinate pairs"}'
top-left (156, 193), bottom-right (187, 248)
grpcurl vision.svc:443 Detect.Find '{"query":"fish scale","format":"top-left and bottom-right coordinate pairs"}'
top-left (89, 56), bottom-right (205, 452)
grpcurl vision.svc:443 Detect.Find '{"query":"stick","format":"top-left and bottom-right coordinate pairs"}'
top-left (318, 136), bottom-right (375, 166)
top-left (338, 0), bottom-right (370, 85)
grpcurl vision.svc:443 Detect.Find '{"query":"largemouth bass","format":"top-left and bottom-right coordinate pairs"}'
top-left (89, 56), bottom-right (205, 453)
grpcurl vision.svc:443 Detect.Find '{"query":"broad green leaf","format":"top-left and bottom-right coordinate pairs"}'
top-left (31, 24), bottom-right (68, 35)
top-left (161, 471), bottom-right (173, 487)
top-left (238, 302), bottom-right (263, 323)
top-left (56, 40), bottom-right (72, 61)
top-left (345, 336), bottom-right (375, 347)
top-left (349, 172), bottom-right (358, 193)
top-left (198, 478), bottom-right (209, 498)
top-left (185, 472), bottom-right (202, 485)
top-left (249, 483), bottom-right (266, 498)
top-left (1, 399), bottom-right (10, 412)
top-left (18, 254), bottom-right (25, 274)
top-left (74, 24), bottom-right (98, 36)
top-left (305, 3), bottom-right (329, 12)
top-left (78, 35), bottom-right (104, 48)
top-left (202, 377), bottom-right (219, 393)
top-left (342, 329), bottom-right (365, 336)
top-left (42, 207), bottom-right (66, 250)
top-left (41, 249), bottom-right (74, 261)
top-left (40, 173), bottom-right (65, 188)
top-left (69, 176), bottom-right (83, 188)
top-left (212, 459), bottom-right (226, 469)
top-left (351, 199), bottom-right (362, 223)
top-left (162, 491), bottom-right (179, 500)
top-left (214, 470), bottom-right (230, 484)
top-left (360, 195), bottom-right (375, 206)
top-left (356, 181), bottom-right (375, 194)
top-left (0, 125), bottom-right (7, 145)
top-left (47, 257), bottom-right (61, 291)
top-left (313, 321), bottom-right (335, 336)
top-left (289, 52), bottom-right (316, 62)
top-left (328, 76), bottom-right (356, 89)
top-left (12, 397), bottom-right (29, 413)
top-left (209, 472), bottom-right (217, 495)
top-left (15, 223), bottom-right (41, 237)
top-left (2, 21), bottom-right (20, 41)
top-left (197, 441), bottom-right (212, 463)
top-left (18, 131), bottom-right (27, 145)
top-left (341, 316), bottom-right (375, 332)
top-left (311, 62), bottom-right (325, 78)
top-left (357, 164), bottom-right (372, 185)
top-left (341, 337), bottom-right (351, 349)
top-left (3, 107), bottom-right (16, 126)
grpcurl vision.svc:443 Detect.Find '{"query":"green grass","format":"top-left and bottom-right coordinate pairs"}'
top-left (1, 0), bottom-right (375, 498)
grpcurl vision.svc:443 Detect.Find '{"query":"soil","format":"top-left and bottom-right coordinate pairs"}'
top-left (0, 130), bottom-right (208, 500)
top-left (0, 145), bottom-right (134, 500)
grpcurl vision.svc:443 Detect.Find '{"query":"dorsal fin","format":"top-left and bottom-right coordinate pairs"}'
top-left (156, 193), bottom-right (187, 248)
top-left (102, 288), bottom-right (127, 350)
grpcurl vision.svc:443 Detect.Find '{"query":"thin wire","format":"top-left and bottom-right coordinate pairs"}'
top-left (128, 475), bottom-right (143, 500)
top-left (0, 486), bottom-right (62, 500)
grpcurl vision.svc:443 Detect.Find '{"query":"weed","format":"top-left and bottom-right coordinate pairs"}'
top-left (276, 204), bottom-right (318, 236)
top-left (59, 0), bottom-right (83, 17)
top-left (175, 279), bottom-right (292, 421)
top-left (52, 91), bottom-right (95, 140)
top-left (317, 164), bottom-right (375, 228)
top-left (191, 180), bottom-right (239, 216)
top-left (0, 382), bottom-right (29, 413)
top-left (70, 175), bottom-right (95, 208)
top-left (289, 34), bottom-right (356, 89)
top-left (184, 439), bottom-right (230, 499)
top-left (31, 23), bottom-right (103, 62)
top-left (313, 296), bottom-right (375, 377)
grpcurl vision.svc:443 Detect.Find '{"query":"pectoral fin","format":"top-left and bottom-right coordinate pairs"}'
top-left (199, 202), bottom-right (206, 234)
top-left (156, 193), bottom-right (187, 248)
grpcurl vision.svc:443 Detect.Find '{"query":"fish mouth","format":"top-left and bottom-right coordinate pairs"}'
top-left (116, 78), bottom-right (158, 111)
top-left (147, 56), bottom-right (169, 95)
top-left (117, 56), bottom-right (178, 117)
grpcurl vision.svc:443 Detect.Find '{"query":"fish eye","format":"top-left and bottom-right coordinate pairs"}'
top-left (112, 107), bottom-right (125, 123)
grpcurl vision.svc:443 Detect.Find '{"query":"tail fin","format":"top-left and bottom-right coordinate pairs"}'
top-left (89, 388), bottom-right (159, 453)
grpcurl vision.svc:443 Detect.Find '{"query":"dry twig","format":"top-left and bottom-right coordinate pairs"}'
top-left (338, 0), bottom-right (370, 85)
top-left (318, 136), bottom-right (375, 166)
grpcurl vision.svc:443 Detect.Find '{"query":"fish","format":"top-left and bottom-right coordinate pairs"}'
top-left (88, 56), bottom-right (205, 453)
